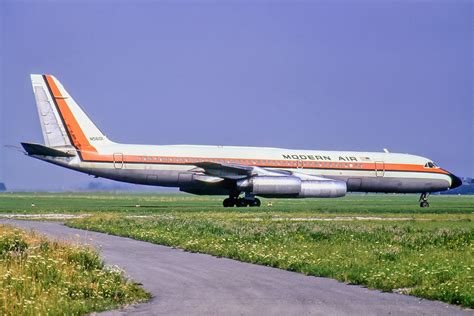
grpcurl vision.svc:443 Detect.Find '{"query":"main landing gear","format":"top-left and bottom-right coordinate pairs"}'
top-left (223, 194), bottom-right (261, 208)
top-left (419, 193), bottom-right (430, 208)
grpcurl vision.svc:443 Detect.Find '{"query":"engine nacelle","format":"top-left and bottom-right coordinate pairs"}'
top-left (237, 176), bottom-right (347, 198)
top-left (237, 176), bottom-right (301, 195)
top-left (298, 180), bottom-right (346, 198)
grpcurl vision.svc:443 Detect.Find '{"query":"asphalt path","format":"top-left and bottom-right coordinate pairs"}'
top-left (1, 219), bottom-right (471, 316)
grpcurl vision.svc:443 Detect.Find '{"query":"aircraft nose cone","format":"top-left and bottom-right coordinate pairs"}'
top-left (449, 174), bottom-right (463, 189)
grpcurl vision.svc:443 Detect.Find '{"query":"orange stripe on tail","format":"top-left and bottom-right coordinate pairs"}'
top-left (45, 75), bottom-right (99, 158)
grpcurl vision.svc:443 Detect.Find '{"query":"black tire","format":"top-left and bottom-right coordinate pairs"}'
top-left (236, 199), bottom-right (247, 207)
top-left (420, 201), bottom-right (429, 208)
top-left (249, 199), bottom-right (261, 207)
top-left (223, 198), bottom-right (234, 207)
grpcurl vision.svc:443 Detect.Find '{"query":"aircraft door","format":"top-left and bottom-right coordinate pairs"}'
top-left (297, 160), bottom-right (304, 169)
top-left (375, 161), bottom-right (385, 177)
top-left (113, 153), bottom-right (124, 169)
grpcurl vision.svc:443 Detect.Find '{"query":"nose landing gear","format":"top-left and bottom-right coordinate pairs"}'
top-left (419, 193), bottom-right (430, 208)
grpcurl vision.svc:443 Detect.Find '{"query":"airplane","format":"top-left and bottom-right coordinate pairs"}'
top-left (21, 74), bottom-right (462, 208)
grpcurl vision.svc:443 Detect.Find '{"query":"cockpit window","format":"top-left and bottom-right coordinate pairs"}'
top-left (424, 161), bottom-right (438, 168)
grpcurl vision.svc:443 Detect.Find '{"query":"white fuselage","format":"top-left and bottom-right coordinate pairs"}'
top-left (47, 142), bottom-right (455, 194)
top-left (25, 74), bottom-right (461, 204)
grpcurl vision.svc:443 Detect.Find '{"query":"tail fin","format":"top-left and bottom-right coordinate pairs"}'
top-left (30, 74), bottom-right (112, 153)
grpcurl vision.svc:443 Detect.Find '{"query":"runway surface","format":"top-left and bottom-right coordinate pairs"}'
top-left (1, 219), bottom-right (470, 316)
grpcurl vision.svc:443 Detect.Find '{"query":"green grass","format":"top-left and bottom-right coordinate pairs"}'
top-left (0, 192), bottom-right (473, 308)
top-left (0, 224), bottom-right (150, 315)
top-left (0, 192), bottom-right (473, 214)
top-left (69, 214), bottom-right (473, 308)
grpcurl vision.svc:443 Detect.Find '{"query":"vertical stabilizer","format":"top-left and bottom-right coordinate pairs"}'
top-left (30, 74), bottom-right (113, 154)
top-left (31, 74), bottom-right (71, 148)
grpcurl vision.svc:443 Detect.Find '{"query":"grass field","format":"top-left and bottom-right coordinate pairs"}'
top-left (0, 224), bottom-right (150, 315)
top-left (0, 192), bottom-right (473, 214)
top-left (0, 193), bottom-right (473, 308)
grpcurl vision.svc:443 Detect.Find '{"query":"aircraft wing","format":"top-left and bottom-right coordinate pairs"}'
top-left (193, 162), bottom-right (254, 180)
top-left (193, 161), bottom-right (333, 181)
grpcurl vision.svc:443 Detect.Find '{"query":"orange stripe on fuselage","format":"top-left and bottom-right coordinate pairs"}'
top-left (45, 75), bottom-right (99, 159)
top-left (81, 153), bottom-right (449, 175)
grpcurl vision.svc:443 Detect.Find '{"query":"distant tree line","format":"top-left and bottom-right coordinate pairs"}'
top-left (441, 177), bottom-right (474, 195)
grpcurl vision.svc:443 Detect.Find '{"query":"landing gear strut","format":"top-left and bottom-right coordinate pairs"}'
top-left (419, 193), bottom-right (430, 208)
top-left (223, 194), bottom-right (261, 208)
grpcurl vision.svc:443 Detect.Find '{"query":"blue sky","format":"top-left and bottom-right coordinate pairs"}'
top-left (0, 0), bottom-right (472, 190)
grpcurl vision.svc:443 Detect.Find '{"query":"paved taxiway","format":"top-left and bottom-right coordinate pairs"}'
top-left (1, 219), bottom-right (470, 316)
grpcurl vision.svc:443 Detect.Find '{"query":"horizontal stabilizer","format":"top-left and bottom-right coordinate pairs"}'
top-left (21, 142), bottom-right (76, 157)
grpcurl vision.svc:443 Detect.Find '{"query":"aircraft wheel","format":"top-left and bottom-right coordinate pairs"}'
top-left (420, 201), bottom-right (429, 208)
top-left (223, 198), bottom-right (235, 207)
top-left (236, 198), bottom-right (247, 207)
top-left (249, 199), bottom-right (261, 207)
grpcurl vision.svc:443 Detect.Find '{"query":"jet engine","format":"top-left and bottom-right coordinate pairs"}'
top-left (236, 176), bottom-right (346, 198)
